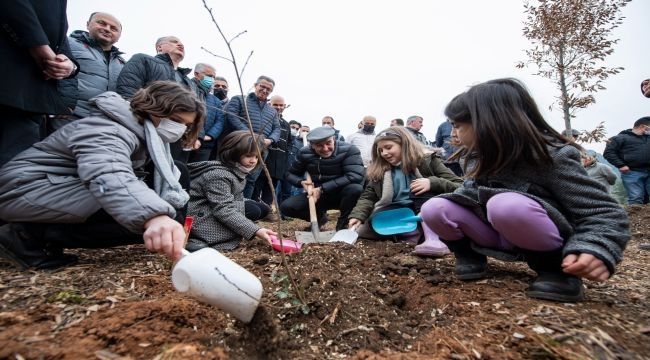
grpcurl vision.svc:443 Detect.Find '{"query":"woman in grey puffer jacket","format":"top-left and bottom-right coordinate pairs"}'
top-left (0, 81), bottom-right (204, 269)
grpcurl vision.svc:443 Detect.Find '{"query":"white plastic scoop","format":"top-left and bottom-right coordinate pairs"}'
top-left (172, 248), bottom-right (263, 323)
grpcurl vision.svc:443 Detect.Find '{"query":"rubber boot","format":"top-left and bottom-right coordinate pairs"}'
top-left (523, 249), bottom-right (584, 302)
top-left (413, 224), bottom-right (450, 257)
top-left (441, 238), bottom-right (487, 280)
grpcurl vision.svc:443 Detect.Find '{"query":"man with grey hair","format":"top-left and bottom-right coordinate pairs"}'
top-left (406, 115), bottom-right (431, 146)
top-left (225, 75), bottom-right (281, 197)
top-left (188, 63), bottom-right (224, 162)
top-left (116, 35), bottom-right (197, 162)
top-left (116, 36), bottom-right (194, 100)
top-left (53, 12), bottom-right (125, 133)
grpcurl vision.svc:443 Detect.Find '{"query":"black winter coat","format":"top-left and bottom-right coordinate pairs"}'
top-left (603, 129), bottom-right (650, 171)
top-left (286, 141), bottom-right (365, 194)
top-left (115, 53), bottom-right (194, 100)
top-left (0, 0), bottom-right (74, 114)
top-left (265, 117), bottom-right (291, 179)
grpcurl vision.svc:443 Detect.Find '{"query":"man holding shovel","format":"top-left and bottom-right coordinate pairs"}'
top-left (280, 127), bottom-right (365, 232)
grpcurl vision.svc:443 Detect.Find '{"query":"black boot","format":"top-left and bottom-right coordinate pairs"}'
top-left (0, 224), bottom-right (78, 270)
top-left (523, 249), bottom-right (584, 302)
top-left (442, 238), bottom-right (487, 280)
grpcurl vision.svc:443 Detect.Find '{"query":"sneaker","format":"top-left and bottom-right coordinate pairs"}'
top-left (639, 243), bottom-right (650, 251)
top-left (0, 224), bottom-right (78, 270)
top-left (525, 272), bottom-right (584, 302)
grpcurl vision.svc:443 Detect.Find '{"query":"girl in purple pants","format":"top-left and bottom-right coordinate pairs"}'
top-left (420, 78), bottom-right (629, 302)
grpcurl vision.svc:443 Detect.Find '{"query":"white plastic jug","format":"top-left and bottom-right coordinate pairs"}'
top-left (172, 248), bottom-right (263, 323)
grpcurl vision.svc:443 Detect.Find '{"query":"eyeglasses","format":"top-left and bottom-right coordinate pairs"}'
top-left (377, 131), bottom-right (401, 138)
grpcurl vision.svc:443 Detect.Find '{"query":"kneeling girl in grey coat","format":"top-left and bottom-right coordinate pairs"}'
top-left (186, 130), bottom-right (277, 251)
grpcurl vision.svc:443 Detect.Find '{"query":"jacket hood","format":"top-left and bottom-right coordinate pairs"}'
top-left (88, 92), bottom-right (145, 139)
top-left (70, 30), bottom-right (124, 56)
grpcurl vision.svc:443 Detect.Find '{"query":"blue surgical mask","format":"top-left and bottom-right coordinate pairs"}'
top-left (156, 118), bottom-right (187, 143)
top-left (200, 76), bottom-right (214, 89)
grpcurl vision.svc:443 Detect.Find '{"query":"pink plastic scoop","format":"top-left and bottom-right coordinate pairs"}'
top-left (269, 235), bottom-right (303, 253)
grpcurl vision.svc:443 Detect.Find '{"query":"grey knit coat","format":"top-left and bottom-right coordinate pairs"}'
top-left (186, 161), bottom-right (259, 250)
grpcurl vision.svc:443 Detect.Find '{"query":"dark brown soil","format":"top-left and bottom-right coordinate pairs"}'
top-left (1, 206), bottom-right (649, 359)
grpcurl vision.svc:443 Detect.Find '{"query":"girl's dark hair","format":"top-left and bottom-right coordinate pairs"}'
top-left (217, 130), bottom-right (266, 169)
top-left (130, 81), bottom-right (206, 147)
top-left (444, 78), bottom-right (577, 178)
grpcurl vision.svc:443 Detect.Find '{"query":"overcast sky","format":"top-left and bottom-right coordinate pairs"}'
top-left (67, 0), bottom-right (649, 151)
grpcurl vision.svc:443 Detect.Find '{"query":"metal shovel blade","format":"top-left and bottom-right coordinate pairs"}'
top-left (329, 228), bottom-right (358, 245)
top-left (295, 230), bottom-right (336, 243)
top-left (371, 208), bottom-right (422, 235)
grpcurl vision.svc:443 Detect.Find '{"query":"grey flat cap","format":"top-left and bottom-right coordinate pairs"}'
top-left (306, 126), bottom-right (336, 142)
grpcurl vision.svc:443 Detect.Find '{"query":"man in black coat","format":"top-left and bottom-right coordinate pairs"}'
top-left (253, 95), bottom-right (292, 219)
top-left (280, 126), bottom-right (365, 231)
top-left (115, 35), bottom-right (197, 163)
top-left (0, 0), bottom-right (78, 167)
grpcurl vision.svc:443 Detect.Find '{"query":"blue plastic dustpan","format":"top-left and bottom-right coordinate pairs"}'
top-left (371, 208), bottom-right (422, 235)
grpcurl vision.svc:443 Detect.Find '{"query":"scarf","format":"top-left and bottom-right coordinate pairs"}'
top-left (143, 120), bottom-right (190, 209)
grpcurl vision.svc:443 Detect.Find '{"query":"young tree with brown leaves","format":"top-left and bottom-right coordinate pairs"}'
top-left (517, 0), bottom-right (631, 142)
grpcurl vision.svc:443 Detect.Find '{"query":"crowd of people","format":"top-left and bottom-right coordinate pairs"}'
top-left (0, 3), bottom-right (642, 303)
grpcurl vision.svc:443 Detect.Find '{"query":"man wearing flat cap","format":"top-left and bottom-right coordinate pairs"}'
top-left (281, 126), bottom-right (365, 231)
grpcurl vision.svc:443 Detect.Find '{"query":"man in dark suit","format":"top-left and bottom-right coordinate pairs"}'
top-left (0, 0), bottom-right (78, 167)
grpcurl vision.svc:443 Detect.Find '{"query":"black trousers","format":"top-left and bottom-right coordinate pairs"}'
top-left (280, 183), bottom-right (363, 230)
top-left (0, 105), bottom-right (44, 167)
top-left (22, 161), bottom-right (189, 249)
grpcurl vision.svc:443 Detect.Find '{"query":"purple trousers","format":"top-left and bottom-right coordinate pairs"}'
top-left (420, 192), bottom-right (563, 252)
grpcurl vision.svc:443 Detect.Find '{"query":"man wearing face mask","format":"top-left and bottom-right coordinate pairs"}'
top-left (347, 115), bottom-right (377, 167)
top-left (213, 76), bottom-right (229, 102)
top-left (321, 116), bottom-right (345, 142)
top-left (603, 117), bottom-right (650, 205)
top-left (188, 63), bottom-right (224, 162)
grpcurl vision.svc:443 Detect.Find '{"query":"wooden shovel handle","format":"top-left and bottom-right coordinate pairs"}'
top-left (302, 134), bottom-right (319, 224)
top-left (305, 173), bottom-right (318, 223)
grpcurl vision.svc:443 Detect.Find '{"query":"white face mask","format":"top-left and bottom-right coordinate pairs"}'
top-left (291, 128), bottom-right (299, 137)
top-left (156, 118), bottom-right (187, 143)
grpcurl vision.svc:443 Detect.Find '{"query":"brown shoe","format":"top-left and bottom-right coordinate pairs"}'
top-left (263, 212), bottom-right (281, 222)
